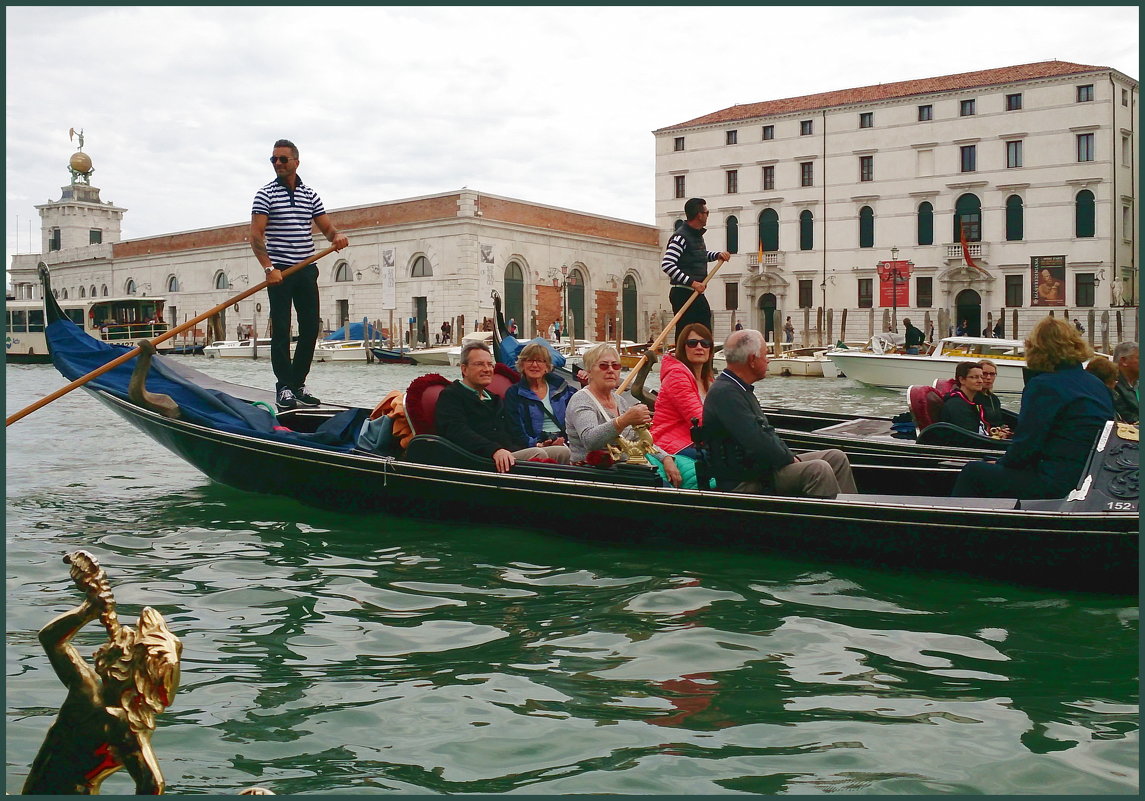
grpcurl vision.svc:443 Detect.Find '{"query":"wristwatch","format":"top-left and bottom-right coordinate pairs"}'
top-left (264, 266), bottom-right (274, 274)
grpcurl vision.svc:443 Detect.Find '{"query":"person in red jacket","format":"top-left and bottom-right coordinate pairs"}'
top-left (650, 323), bottom-right (716, 460)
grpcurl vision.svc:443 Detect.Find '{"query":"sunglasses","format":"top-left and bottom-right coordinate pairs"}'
top-left (685, 338), bottom-right (713, 348)
top-left (596, 361), bottom-right (622, 371)
top-left (269, 156), bottom-right (294, 164)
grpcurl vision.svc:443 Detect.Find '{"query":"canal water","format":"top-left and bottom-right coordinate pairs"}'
top-left (5, 358), bottom-right (1138, 794)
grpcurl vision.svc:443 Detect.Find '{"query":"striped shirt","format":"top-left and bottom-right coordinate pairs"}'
top-left (251, 175), bottom-right (326, 266)
top-left (661, 229), bottom-right (721, 285)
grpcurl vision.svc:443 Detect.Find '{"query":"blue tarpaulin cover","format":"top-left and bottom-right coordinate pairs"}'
top-left (324, 322), bottom-right (383, 341)
top-left (47, 317), bottom-right (366, 451)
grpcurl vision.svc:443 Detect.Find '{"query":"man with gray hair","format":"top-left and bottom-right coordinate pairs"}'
top-left (1111, 341), bottom-right (1139, 423)
top-left (701, 329), bottom-right (856, 498)
top-left (435, 342), bottom-right (571, 472)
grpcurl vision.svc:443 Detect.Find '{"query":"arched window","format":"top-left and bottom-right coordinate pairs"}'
top-left (334, 260), bottom-right (352, 282)
top-left (79, 285), bottom-right (86, 298)
top-left (799, 210), bottom-right (814, 251)
top-left (167, 275), bottom-right (179, 292)
top-left (622, 275), bottom-right (638, 341)
top-left (725, 216), bottom-right (739, 253)
top-left (213, 272), bottom-right (229, 290)
top-left (567, 267), bottom-right (586, 340)
top-left (758, 209), bottom-right (779, 252)
top-left (90, 285), bottom-right (97, 298)
top-left (504, 261), bottom-right (524, 327)
top-left (61, 288), bottom-right (69, 299)
top-left (917, 202), bottom-right (934, 246)
top-left (1005, 195), bottom-right (1024, 241)
top-left (101, 285), bottom-right (109, 297)
top-left (1075, 190), bottom-right (1095, 238)
top-left (953, 193), bottom-right (981, 241)
top-left (411, 255), bottom-right (432, 277)
top-left (125, 279), bottom-right (137, 295)
top-left (858, 206), bottom-right (874, 249)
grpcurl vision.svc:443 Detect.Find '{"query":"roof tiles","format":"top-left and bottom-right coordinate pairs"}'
top-left (656, 60), bottom-right (1112, 132)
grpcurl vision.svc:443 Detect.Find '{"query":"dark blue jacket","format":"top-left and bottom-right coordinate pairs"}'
top-left (1000, 363), bottom-right (1114, 494)
top-left (503, 374), bottom-right (575, 446)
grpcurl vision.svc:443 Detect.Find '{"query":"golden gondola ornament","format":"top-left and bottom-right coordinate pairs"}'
top-left (22, 551), bottom-right (181, 795)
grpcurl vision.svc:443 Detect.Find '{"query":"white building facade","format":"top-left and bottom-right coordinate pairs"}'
top-left (10, 185), bottom-right (664, 346)
top-left (653, 60), bottom-right (1139, 346)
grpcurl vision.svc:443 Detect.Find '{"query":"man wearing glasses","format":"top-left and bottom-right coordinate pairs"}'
top-left (251, 139), bottom-right (348, 411)
top-left (661, 198), bottom-right (730, 339)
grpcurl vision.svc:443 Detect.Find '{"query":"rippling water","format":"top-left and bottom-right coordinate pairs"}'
top-left (5, 359), bottom-right (1138, 794)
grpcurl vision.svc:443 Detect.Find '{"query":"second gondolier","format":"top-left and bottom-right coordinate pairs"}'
top-left (661, 198), bottom-right (729, 339)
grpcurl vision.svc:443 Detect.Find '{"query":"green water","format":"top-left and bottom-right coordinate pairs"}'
top-left (5, 360), bottom-right (1138, 794)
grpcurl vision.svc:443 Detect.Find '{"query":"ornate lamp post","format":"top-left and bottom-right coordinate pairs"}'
top-left (877, 247), bottom-right (913, 333)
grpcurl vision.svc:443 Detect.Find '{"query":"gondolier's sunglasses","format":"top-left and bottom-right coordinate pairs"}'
top-left (269, 156), bottom-right (295, 164)
top-left (685, 338), bottom-right (713, 349)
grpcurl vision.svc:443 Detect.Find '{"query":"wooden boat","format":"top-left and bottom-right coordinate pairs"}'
top-left (369, 346), bottom-right (418, 365)
top-left (37, 278), bottom-right (1139, 593)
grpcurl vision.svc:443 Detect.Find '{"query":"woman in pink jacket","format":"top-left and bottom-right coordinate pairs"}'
top-left (650, 323), bottom-right (716, 460)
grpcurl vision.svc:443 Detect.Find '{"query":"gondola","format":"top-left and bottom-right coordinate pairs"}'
top-left (36, 270), bottom-right (1139, 593)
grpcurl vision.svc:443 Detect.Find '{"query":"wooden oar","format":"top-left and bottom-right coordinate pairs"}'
top-left (617, 257), bottom-right (727, 394)
top-left (6, 245), bottom-right (339, 427)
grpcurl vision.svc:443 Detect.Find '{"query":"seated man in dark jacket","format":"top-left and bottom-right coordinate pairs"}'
top-left (435, 343), bottom-right (570, 473)
top-left (1111, 341), bottom-right (1139, 424)
top-left (702, 329), bottom-right (856, 498)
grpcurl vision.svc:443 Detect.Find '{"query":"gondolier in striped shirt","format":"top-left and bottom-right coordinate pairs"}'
top-left (251, 139), bottom-right (348, 410)
top-left (661, 198), bottom-right (729, 340)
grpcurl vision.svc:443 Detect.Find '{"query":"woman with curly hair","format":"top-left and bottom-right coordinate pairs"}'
top-left (952, 316), bottom-right (1114, 499)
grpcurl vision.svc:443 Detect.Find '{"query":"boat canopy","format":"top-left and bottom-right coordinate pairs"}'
top-left (324, 322), bottom-right (383, 341)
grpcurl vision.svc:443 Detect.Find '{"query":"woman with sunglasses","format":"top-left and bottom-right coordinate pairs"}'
top-left (503, 342), bottom-right (576, 448)
top-left (566, 344), bottom-right (682, 486)
top-left (650, 324), bottom-right (716, 467)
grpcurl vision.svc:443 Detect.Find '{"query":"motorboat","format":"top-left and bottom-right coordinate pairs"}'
top-left (203, 338), bottom-right (291, 358)
top-left (826, 335), bottom-right (1031, 394)
top-left (766, 346), bottom-right (840, 378)
top-left (314, 340), bottom-right (371, 362)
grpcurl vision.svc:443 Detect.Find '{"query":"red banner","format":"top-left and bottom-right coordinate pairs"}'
top-left (877, 260), bottom-right (911, 307)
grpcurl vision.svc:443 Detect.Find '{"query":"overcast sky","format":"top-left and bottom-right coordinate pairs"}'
top-left (5, 6), bottom-right (1138, 279)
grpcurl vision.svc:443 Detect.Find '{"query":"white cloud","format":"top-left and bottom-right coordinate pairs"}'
top-left (5, 5), bottom-right (1139, 278)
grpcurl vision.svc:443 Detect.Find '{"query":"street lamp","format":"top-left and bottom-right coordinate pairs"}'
top-left (877, 247), bottom-right (912, 333)
top-left (561, 264), bottom-right (569, 346)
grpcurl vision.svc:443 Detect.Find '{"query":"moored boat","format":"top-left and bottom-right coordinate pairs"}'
top-left (203, 338), bottom-right (292, 358)
top-left (37, 273), bottom-right (1138, 593)
top-left (370, 346), bottom-right (418, 365)
top-left (826, 335), bottom-right (1030, 393)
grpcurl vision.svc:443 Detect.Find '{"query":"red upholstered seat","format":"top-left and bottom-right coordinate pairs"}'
top-left (908, 384), bottom-right (946, 430)
top-left (404, 373), bottom-right (451, 435)
top-left (932, 377), bottom-right (956, 396)
top-left (488, 363), bottom-right (519, 399)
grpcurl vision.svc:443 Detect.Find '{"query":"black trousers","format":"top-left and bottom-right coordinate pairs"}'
top-left (669, 285), bottom-right (712, 340)
top-left (267, 263), bottom-right (320, 391)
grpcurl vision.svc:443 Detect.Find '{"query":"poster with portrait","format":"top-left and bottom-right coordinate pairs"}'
top-left (381, 249), bottom-right (397, 310)
top-left (1031, 255), bottom-right (1065, 306)
top-left (480, 244), bottom-right (494, 264)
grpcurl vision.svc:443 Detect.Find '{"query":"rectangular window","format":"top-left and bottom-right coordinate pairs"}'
top-left (762, 165), bottom-right (774, 191)
top-left (960, 99), bottom-right (976, 116)
top-left (1124, 205), bottom-right (1132, 238)
top-left (859, 155), bottom-right (873, 182)
top-left (726, 169), bottom-right (738, 194)
top-left (798, 279), bottom-right (813, 309)
top-left (1123, 88), bottom-right (1129, 106)
top-left (1005, 93), bottom-right (1022, 111)
top-left (762, 125), bottom-right (774, 140)
top-left (800, 161), bottom-right (813, 187)
top-left (1006, 140), bottom-right (1023, 168)
top-left (1005, 275), bottom-right (1024, 307)
top-left (1077, 133), bottom-right (1095, 162)
top-left (857, 278), bottom-right (873, 308)
top-left (1122, 136), bottom-right (1131, 166)
top-left (960, 145), bottom-right (977, 173)
top-left (726, 129), bottom-right (737, 145)
top-left (916, 277), bottom-right (933, 308)
top-left (89, 229), bottom-right (102, 245)
top-left (725, 281), bottom-right (738, 311)
top-left (49, 228), bottom-right (61, 251)
top-left (673, 175), bottom-right (686, 199)
top-left (1076, 84), bottom-right (1094, 102)
top-left (1076, 273), bottom-right (1096, 307)
top-left (673, 136), bottom-right (684, 151)
top-left (800, 119), bottom-right (813, 136)
top-left (859, 112), bottom-right (873, 128)
top-left (917, 104), bottom-right (933, 121)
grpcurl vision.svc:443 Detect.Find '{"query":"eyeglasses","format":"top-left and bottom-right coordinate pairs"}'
top-left (596, 361), bottom-right (622, 371)
top-left (522, 358), bottom-right (549, 366)
top-left (269, 156), bottom-right (294, 164)
top-left (685, 338), bottom-right (713, 348)
top-left (981, 371), bottom-right (997, 376)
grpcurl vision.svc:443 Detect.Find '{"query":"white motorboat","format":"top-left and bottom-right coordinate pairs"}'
top-left (826, 335), bottom-right (1029, 394)
top-left (429, 331), bottom-right (494, 367)
top-left (203, 338), bottom-right (296, 358)
top-left (314, 340), bottom-right (370, 362)
top-left (767, 347), bottom-right (840, 378)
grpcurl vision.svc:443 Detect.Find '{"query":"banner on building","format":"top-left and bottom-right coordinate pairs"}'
top-left (877, 260), bottom-right (911, 307)
top-left (381, 249), bottom-right (397, 310)
top-left (1031, 255), bottom-right (1066, 306)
